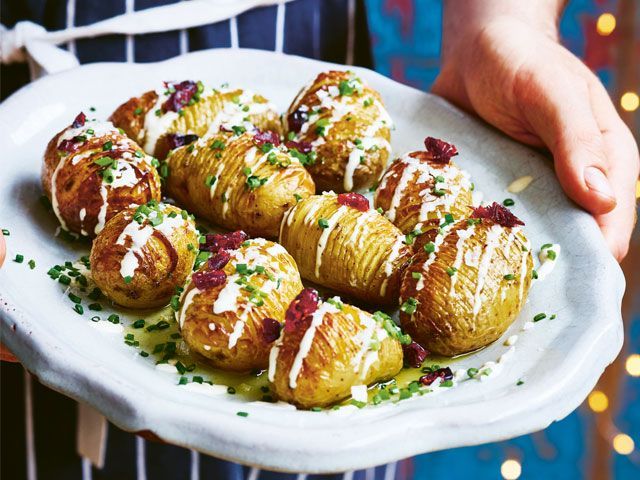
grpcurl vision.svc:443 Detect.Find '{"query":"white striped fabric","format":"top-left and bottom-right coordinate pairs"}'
top-left (384, 462), bottom-right (397, 480)
top-left (65, 0), bottom-right (76, 56)
top-left (136, 436), bottom-right (147, 480)
top-left (342, 471), bottom-right (354, 480)
top-left (125, 0), bottom-right (134, 62)
top-left (247, 466), bottom-right (261, 480)
top-left (81, 457), bottom-right (92, 480)
top-left (190, 450), bottom-right (200, 480)
top-left (345, 0), bottom-right (356, 65)
top-left (274, 1), bottom-right (286, 53)
top-left (24, 370), bottom-right (37, 480)
top-left (229, 16), bottom-right (239, 49)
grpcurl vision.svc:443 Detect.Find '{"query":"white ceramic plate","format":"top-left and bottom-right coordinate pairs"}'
top-left (0, 49), bottom-right (625, 473)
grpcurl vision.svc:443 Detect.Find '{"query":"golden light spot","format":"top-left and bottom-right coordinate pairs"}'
top-left (621, 92), bottom-right (640, 112)
top-left (588, 390), bottom-right (609, 412)
top-left (613, 433), bottom-right (635, 455)
top-left (596, 13), bottom-right (616, 35)
top-left (626, 354), bottom-right (640, 376)
top-left (501, 459), bottom-right (522, 480)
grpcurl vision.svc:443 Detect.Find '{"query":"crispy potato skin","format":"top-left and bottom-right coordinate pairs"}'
top-left (90, 205), bottom-right (198, 309)
top-left (271, 302), bottom-right (402, 408)
top-left (110, 86), bottom-right (282, 158)
top-left (178, 239), bottom-right (303, 372)
top-left (165, 132), bottom-right (315, 238)
top-left (399, 219), bottom-right (533, 356)
top-left (42, 123), bottom-right (161, 238)
top-left (279, 193), bottom-right (411, 305)
top-left (285, 71), bottom-right (391, 192)
top-left (374, 152), bottom-right (473, 234)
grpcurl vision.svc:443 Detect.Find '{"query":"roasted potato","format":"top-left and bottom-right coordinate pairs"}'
top-left (279, 192), bottom-right (411, 305)
top-left (42, 112), bottom-right (161, 237)
top-left (178, 233), bottom-right (303, 372)
top-left (90, 202), bottom-right (198, 309)
top-left (284, 71), bottom-right (392, 192)
top-left (374, 137), bottom-right (472, 234)
top-left (164, 130), bottom-right (315, 238)
top-left (399, 203), bottom-right (533, 356)
top-left (110, 81), bottom-right (281, 159)
top-left (269, 288), bottom-right (403, 408)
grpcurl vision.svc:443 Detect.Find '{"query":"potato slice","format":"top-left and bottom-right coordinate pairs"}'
top-left (90, 202), bottom-right (198, 309)
top-left (374, 137), bottom-right (472, 234)
top-left (269, 288), bottom-right (403, 408)
top-left (178, 235), bottom-right (303, 372)
top-left (42, 112), bottom-right (161, 238)
top-left (164, 131), bottom-right (315, 238)
top-left (399, 204), bottom-right (533, 356)
top-left (110, 81), bottom-right (281, 159)
top-left (285, 71), bottom-right (392, 192)
top-left (279, 192), bottom-right (411, 305)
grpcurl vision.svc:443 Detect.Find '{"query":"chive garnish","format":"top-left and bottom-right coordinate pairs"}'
top-left (533, 313), bottom-right (547, 322)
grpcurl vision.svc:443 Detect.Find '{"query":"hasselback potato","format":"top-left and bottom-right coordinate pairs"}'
top-left (284, 70), bottom-right (392, 192)
top-left (42, 112), bottom-right (161, 237)
top-left (399, 203), bottom-right (533, 356)
top-left (374, 137), bottom-right (472, 234)
top-left (110, 81), bottom-right (281, 159)
top-left (90, 202), bottom-right (198, 309)
top-left (164, 130), bottom-right (315, 238)
top-left (279, 192), bottom-right (411, 305)
top-left (269, 288), bottom-right (403, 408)
top-left (178, 232), bottom-right (303, 372)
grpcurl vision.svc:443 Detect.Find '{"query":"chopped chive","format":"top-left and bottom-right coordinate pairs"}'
top-left (2, 229), bottom-right (10, 236)
top-left (446, 267), bottom-right (457, 277)
top-left (549, 314), bottom-right (556, 320)
top-left (503, 274), bottom-right (515, 280)
top-left (236, 411), bottom-right (249, 417)
top-left (546, 250), bottom-right (557, 260)
top-left (400, 297), bottom-right (418, 315)
top-left (14, 254), bottom-right (24, 263)
top-left (516, 379), bottom-right (524, 386)
top-left (412, 272), bottom-right (422, 280)
top-left (178, 377), bottom-right (188, 385)
top-left (73, 304), bottom-right (84, 315)
top-left (28, 259), bottom-right (36, 269)
top-left (90, 316), bottom-right (100, 322)
top-left (503, 198), bottom-right (515, 207)
top-left (423, 242), bottom-right (435, 253)
top-left (227, 386), bottom-right (236, 394)
top-left (132, 319), bottom-right (145, 329)
top-left (107, 314), bottom-right (120, 324)
top-left (318, 218), bottom-right (329, 229)
top-left (440, 380), bottom-right (453, 387)
top-left (532, 270), bottom-right (538, 279)
top-left (533, 313), bottom-right (547, 322)
top-left (68, 292), bottom-right (81, 304)
top-left (140, 351), bottom-right (149, 357)
top-left (123, 276), bottom-right (133, 284)
top-left (541, 243), bottom-right (553, 250)
top-left (467, 368), bottom-right (479, 378)
top-left (88, 303), bottom-right (102, 311)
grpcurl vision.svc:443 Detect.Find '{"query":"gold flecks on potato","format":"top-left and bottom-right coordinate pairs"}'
top-left (285, 71), bottom-right (392, 192)
top-left (399, 217), bottom-right (533, 356)
top-left (42, 113), bottom-right (161, 238)
top-left (164, 131), bottom-right (315, 238)
top-left (178, 238), bottom-right (303, 372)
top-left (279, 192), bottom-right (411, 305)
top-left (90, 202), bottom-right (198, 309)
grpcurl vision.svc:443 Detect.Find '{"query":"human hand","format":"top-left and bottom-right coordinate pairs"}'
top-left (433, 3), bottom-right (639, 260)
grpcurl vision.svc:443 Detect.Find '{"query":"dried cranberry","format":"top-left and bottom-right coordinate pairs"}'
top-left (337, 192), bottom-right (369, 212)
top-left (284, 288), bottom-right (320, 333)
top-left (253, 130), bottom-right (281, 147)
top-left (192, 270), bottom-right (227, 289)
top-left (72, 112), bottom-right (86, 128)
top-left (58, 139), bottom-right (80, 154)
top-left (402, 341), bottom-right (428, 368)
top-left (285, 140), bottom-right (312, 153)
top-left (166, 133), bottom-right (199, 149)
top-left (201, 231), bottom-right (248, 253)
top-left (287, 108), bottom-right (308, 133)
top-left (419, 367), bottom-right (453, 386)
top-left (262, 318), bottom-right (282, 343)
top-left (162, 80), bottom-right (198, 113)
top-left (471, 202), bottom-right (524, 228)
top-left (208, 250), bottom-right (231, 271)
top-left (423, 137), bottom-right (458, 163)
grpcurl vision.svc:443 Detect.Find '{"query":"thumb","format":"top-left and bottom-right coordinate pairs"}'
top-left (515, 69), bottom-right (617, 215)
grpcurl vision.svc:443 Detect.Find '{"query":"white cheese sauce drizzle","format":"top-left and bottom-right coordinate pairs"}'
top-left (288, 301), bottom-right (340, 389)
top-left (535, 243), bottom-right (561, 281)
top-left (448, 225), bottom-right (475, 296)
top-left (471, 224), bottom-right (504, 317)
top-left (315, 205), bottom-right (349, 278)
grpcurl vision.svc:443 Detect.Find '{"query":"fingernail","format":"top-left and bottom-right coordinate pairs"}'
top-left (584, 166), bottom-right (616, 201)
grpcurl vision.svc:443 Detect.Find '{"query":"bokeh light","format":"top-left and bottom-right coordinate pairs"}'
top-left (596, 13), bottom-right (616, 35)
top-left (613, 433), bottom-right (635, 455)
top-left (588, 390), bottom-right (609, 412)
top-left (626, 354), bottom-right (640, 376)
top-left (620, 92), bottom-right (640, 112)
top-left (500, 459), bottom-right (522, 480)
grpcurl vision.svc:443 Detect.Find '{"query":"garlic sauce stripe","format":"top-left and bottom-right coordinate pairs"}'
top-left (448, 225), bottom-right (475, 296)
top-left (143, 89), bottom-right (179, 154)
top-left (379, 234), bottom-right (405, 296)
top-left (471, 224), bottom-right (504, 317)
top-left (288, 301), bottom-right (340, 389)
top-left (178, 287), bottom-right (202, 328)
top-left (518, 239), bottom-right (531, 302)
top-left (315, 205), bottom-right (350, 278)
